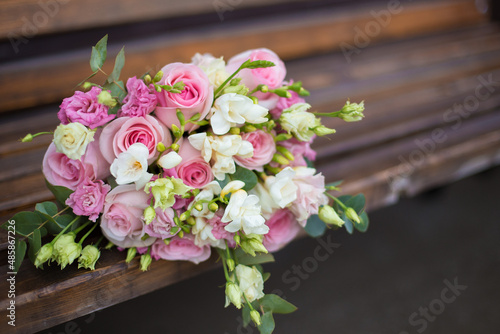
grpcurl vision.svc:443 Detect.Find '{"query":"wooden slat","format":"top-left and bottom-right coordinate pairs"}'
top-left (0, 0), bottom-right (309, 39)
top-left (0, 0), bottom-right (486, 113)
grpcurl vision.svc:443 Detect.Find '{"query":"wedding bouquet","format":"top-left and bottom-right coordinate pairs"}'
top-left (6, 35), bottom-right (368, 333)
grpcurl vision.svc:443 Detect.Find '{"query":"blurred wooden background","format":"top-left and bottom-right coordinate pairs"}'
top-left (0, 0), bottom-right (499, 332)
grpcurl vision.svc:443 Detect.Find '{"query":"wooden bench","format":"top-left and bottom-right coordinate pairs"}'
top-left (1, 0), bottom-right (499, 332)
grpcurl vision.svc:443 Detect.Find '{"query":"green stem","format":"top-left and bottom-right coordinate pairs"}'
top-left (219, 249), bottom-right (231, 281)
top-left (73, 220), bottom-right (91, 235)
top-left (78, 222), bottom-right (98, 245)
top-left (49, 215), bottom-right (79, 245)
top-left (95, 235), bottom-right (105, 247)
top-left (213, 59), bottom-right (250, 99)
top-left (327, 193), bottom-right (347, 210)
top-left (313, 111), bottom-right (341, 117)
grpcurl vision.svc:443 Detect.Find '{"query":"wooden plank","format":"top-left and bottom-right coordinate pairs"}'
top-left (0, 0), bottom-right (309, 39)
top-left (0, 0), bottom-right (486, 112)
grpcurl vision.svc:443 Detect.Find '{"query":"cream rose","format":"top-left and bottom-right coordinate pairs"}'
top-left (235, 264), bottom-right (265, 302)
top-left (53, 123), bottom-right (95, 160)
top-left (279, 103), bottom-right (320, 142)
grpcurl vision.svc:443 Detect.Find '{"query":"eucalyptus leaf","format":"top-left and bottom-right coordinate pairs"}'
top-left (242, 305), bottom-right (251, 327)
top-left (45, 180), bottom-right (73, 206)
top-left (262, 272), bottom-right (271, 282)
top-left (231, 166), bottom-right (258, 192)
top-left (342, 212), bottom-right (354, 234)
top-left (259, 294), bottom-right (297, 314)
top-left (353, 211), bottom-right (369, 233)
top-left (304, 214), bottom-right (327, 238)
top-left (217, 174), bottom-right (231, 191)
top-left (11, 211), bottom-right (43, 237)
top-left (326, 180), bottom-right (343, 188)
top-left (107, 46), bottom-right (125, 83)
top-left (236, 252), bottom-right (275, 266)
top-left (258, 312), bottom-right (275, 334)
top-left (103, 80), bottom-right (126, 102)
top-left (27, 228), bottom-right (42, 264)
top-left (90, 35), bottom-right (108, 72)
top-left (14, 239), bottom-right (27, 272)
top-left (345, 194), bottom-right (366, 213)
top-left (304, 157), bottom-right (314, 168)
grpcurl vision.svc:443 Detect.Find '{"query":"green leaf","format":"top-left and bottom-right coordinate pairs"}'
top-left (231, 166), bottom-right (258, 192)
top-left (14, 239), bottom-right (27, 272)
top-left (45, 179), bottom-right (73, 206)
top-left (90, 35), bottom-right (108, 72)
top-left (11, 211), bottom-right (43, 237)
top-left (326, 180), bottom-right (343, 188)
top-left (217, 174), bottom-right (231, 191)
top-left (304, 214), bottom-right (327, 237)
top-left (27, 228), bottom-right (42, 264)
top-left (103, 80), bottom-right (126, 102)
top-left (259, 294), bottom-right (297, 314)
top-left (342, 212), bottom-right (354, 234)
top-left (304, 157), bottom-right (314, 168)
top-left (353, 211), bottom-right (369, 233)
top-left (236, 252), bottom-right (275, 266)
top-left (243, 60), bottom-right (275, 69)
top-left (107, 47), bottom-right (125, 83)
top-left (345, 194), bottom-right (366, 213)
top-left (242, 305), bottom-right (251, 327)
top-left (262, 272), bottom-right (271, 282)
top-left (258, 312), bottom-right (275, 334)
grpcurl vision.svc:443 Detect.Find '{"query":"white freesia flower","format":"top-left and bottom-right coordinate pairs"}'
top-left (221, 180), bottom-right (245, 198)
top-left (210, 93), bottom-right (268, 135)
top-left (53, 123), bottom-right (95, 160)
top-left (249, 182), bottom-right (279, 218)
top-left (192, 53), bottom-right (229, 88)
top-left (235, 264), bottom-right (265, 302)
top-left (280, 103), bottom-right (321, 142)
top-left (265, 167), bottom-right (298, 208)
top-left (158, 151), bottom-right (182, 169)
top-left (110, 143), bottom-right (153, 190)
top-left (192, 217), bottom-right (226, 249)
top-left (222, 189), bottom-right (268, 235)
top-left (189, 133), bottom-right (254, 180)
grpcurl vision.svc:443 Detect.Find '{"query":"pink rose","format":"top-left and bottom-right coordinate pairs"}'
top-left (234, 130), bottom-right (276, 171)
top-left (118, 76), bottom-right (157, 118)
top-left (65, 178), bottom-right (111, 222)
top-left (151, 234), bottom-right (211, 264)
top-left (99, 115), bottom-right (171, 164)
top-left (58, 86), bottom-right (115, 128)
top-left (175, 139), bottom-right (213, 188)
top-left (226, 48), bottom-right (286, 90)
top-left (155, 63), bottom-right (213, 132)
top-left (270, 89), bottom-right (305, 119)
top-left (144, 207), bottom-right (179, 239)
top-left (100, 185), bottom-right (156, 248)
top-left (290, 167), bottom-right (328, 226)
top-left (263, 209), bottom-right (301, 252)
top-left (43, 133), bottom-right (110, 190)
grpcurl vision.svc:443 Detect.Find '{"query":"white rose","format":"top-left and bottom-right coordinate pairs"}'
top-left (210, 93), bottom-right (268, 135)
top-left (192, 53), bottom-right (229, 88)
top-left (222, 190), bottom-right (268, 235)
top-left (279, 103), bottom-right (320, 142)
top-left (235, 264), bottom-right (265, 302)
top-left (265, 167), bottom-right (298, 208)
top-left (110, 143), bottom-right (153, 190)
top-left (53, 123), bottom-right (95, 160)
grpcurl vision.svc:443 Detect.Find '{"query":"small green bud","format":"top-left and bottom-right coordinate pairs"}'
top-left (298, 87), bottom-right (310, 96)
top-left (143, 74), bottom-right (152, 85)
top-left (242, 124), bottom-right (257, 132)
top-left (153, 71), bottom-right (163, 83)
top-left (21, 133), bottom-right (33, 142)
top-left (318, 205), bottom-right (344, 227)
top-left (82, 82), bottom-right (93, 90)
top-left (264, 165), bottom-right (281, 175)
top-left (272, 153), bottom-right (290, 165)
top-left (34, 244), bottom-right (53, 268)
top-left (249, 96), bottom-right (259, 104)
top-left (274, 133), bottom-right (292, 142)
top-left (345, 207), bottom-right (361, 224)
top-left (272, 88), bottom-right (290, 98)
top-left (339, 100), bottom-right (365, 122)
top-left (194, 203), bottom-right (204, 211)
top-left (78, 245), bottom-right (100, 270)
top-left (171, 124), bottom-right (182, 139)
top-left (259, 84), bottom-right (269, 93)
top-left (97, 90), bottom-right (117, 107)
top-left (157, 142), bottom-right (166, 152)
top-left (226, 258), bottom-right (235, 272)
top-left (176, 110), bottom-right (186, 126)
top-left (229, 77), bottom-right (242, 86)
top-left (187, 217), bottom-right (196, 226)
top-left (276, 146), bottom-right (295, 161)
top-left (234, 234), bottom-right (241, 245)
top-left (143, 206), bottom-right (156, 225)
top-left (250, 310), bottom-right (262, 326)
top-left (163, 238), bottom-right (171, 245)
top-left (313, 125), bottom-right (336, 136)
top-left (208, 202), bottom-right (219, 212)
top-left (170, 143), bottom-right (180, 152)
top-left (126, 247), bottom-right (137, 264)
top-left (179, 211), bottom-right (190, 221)
top-left (140, 253), bottom-right (152, 272)
top-left (178, 230), bottom-right (184, 238)
top-left (229, 127), bottom-right (241, 135)
top-left (225, 281), bottom-right (242, 309)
